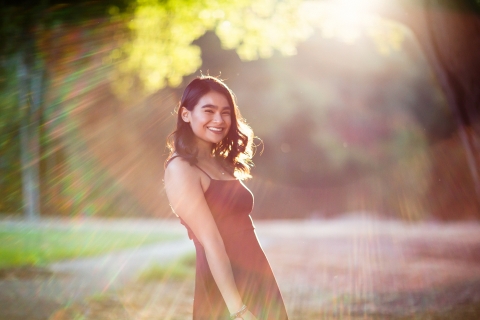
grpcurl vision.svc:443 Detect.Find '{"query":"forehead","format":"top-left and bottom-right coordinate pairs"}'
top-left (196, 91), bottom-right (230, 108)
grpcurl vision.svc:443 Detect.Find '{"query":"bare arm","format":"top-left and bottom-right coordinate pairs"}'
top-left (164, 159), bottom-right (255, 318)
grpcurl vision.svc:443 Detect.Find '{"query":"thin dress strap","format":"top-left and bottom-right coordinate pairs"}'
top-left (165, 155), bottom-right (180, 168)
top-left (193, 164), bottom-right (213, 180)
top-left (166, 155), bottom-right (213, 180)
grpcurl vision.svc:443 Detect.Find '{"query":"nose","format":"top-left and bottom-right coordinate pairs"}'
top-left (213, 111), bottom-right (224, 124)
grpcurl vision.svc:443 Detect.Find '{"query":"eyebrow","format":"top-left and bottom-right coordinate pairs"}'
top-left (201, 104), bottom-right (231, 111)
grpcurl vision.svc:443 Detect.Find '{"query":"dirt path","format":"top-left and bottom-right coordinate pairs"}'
top-left (258, 216), bottom-right (480, 318)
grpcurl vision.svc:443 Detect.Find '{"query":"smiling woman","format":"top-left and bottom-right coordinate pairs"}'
top-left (163, 76), bottom-right (289, 320)
top-left (166, 76), bottom-right (253, 179)
top-left (181, 91), bottom-right (233, 147)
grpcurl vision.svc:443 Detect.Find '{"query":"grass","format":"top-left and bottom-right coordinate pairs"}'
top-left (0, 226), bottom-right (180, 268)
top-left (137, 252), bottom-right (196, 282)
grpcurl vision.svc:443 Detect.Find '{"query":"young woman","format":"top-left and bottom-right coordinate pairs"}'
top-left (164, 76), bottom-right (289, 320)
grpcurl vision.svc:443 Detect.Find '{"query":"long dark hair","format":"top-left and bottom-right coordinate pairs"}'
top-left (166, 76), bottom-right (254, 179)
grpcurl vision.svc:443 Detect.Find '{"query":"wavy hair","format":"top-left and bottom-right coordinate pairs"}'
top-left (166, 76), bottom-right (254, 179)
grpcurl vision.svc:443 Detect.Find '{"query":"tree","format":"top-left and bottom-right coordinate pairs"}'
top-left (374, 0), bottom-right (480, 201)
top-left (0, 1), bottom-right (129, 219)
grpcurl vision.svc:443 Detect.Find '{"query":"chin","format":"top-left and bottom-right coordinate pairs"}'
top-left (208, 134), bottom-right (228, 144)
top-left (196, 135), bottom-right (226, 146)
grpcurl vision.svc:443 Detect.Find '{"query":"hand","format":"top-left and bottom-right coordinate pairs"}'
top-left (240, 310), bottom-right (257, 320)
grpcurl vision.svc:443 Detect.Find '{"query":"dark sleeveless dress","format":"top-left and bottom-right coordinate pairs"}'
top-left (178, 163), bottom-right (289, 320)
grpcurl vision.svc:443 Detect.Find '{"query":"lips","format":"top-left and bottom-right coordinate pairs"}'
top-left (207, 127), bottom-right (224, 133)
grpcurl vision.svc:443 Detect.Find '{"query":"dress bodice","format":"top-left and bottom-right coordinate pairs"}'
top-left (180, 179), bottom-right (255, 242)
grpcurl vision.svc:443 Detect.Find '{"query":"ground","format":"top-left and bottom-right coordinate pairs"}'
top-left (2, 215), bottom-right (480, 319)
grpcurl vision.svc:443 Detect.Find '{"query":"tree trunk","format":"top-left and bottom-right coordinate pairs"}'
top-left (420, 1), bottom-right (480, 199)
top-left (18, 50), bottom-right (42, 220)
top-left (378, 0), bottom-right (480, 203)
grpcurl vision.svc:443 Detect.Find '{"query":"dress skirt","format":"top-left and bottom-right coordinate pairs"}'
top-left (192, 229), bottom-right (288, 320)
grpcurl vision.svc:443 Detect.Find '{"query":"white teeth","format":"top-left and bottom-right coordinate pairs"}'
top-left (208, 127), bottom-right (223, 132)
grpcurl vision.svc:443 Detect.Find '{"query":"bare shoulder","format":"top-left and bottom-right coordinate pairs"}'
top-left (164, 157), bottom-right (199, 187)
top-left (164, 157), bottom-right (207, 219)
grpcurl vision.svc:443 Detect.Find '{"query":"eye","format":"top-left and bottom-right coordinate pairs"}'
top-left (204, 109), bottom-right (214, 113)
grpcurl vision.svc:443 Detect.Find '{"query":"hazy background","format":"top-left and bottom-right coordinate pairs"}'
top-left (1, 0), bottom-right (478, 221)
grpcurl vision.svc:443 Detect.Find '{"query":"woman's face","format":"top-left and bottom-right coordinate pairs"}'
top-left (181, 90), bottom-right (232, 147)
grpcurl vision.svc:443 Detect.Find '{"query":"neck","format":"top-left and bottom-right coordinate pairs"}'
top-left (195, 140), bottom-right (214, 161)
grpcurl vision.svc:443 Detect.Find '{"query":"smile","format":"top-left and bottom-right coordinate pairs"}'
top-left (207, 127), bottom-right (225, 133)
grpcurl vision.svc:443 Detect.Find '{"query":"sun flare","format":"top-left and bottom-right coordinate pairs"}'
top-left (300, 0), bottom-right (405, 52)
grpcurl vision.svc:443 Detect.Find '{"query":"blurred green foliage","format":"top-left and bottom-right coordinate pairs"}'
top-left (109, 0), bottom-right (309, 96)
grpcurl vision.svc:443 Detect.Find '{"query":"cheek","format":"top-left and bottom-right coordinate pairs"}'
top-left (191, 113), bottom-right (208, 125)
top-left (226, 117), bottom-right (232, 130)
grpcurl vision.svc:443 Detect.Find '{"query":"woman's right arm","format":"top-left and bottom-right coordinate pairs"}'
top-left (164, 159), bottom-right (257, 319)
